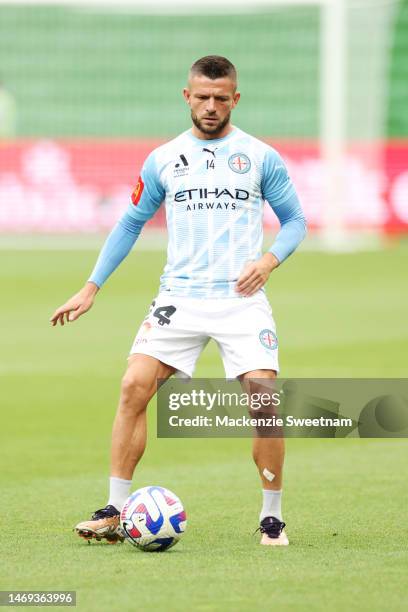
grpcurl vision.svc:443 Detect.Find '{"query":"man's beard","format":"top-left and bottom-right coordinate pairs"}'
top-left (191, 110), bottom-right (231, 137)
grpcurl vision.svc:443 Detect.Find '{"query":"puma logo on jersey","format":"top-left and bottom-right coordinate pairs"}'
top-left (202, 147), bottom-right (217, 158)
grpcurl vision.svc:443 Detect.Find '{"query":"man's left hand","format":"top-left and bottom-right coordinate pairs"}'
top-left (235, 253), bottom-right (280, 297)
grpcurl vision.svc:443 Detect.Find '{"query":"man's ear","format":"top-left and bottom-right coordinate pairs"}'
top-left (232, 91), bottom-right (241, 109)
top-left (183, 88), bottom-right (191, 104)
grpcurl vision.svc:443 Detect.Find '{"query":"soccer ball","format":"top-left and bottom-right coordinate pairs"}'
top-left (120, 486), bottom-right (187, 551)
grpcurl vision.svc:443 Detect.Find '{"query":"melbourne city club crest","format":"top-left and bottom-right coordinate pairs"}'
top-left (228, 153), bottom-right (251, 174)
top-left (259, 329), bottom-right (278, 350)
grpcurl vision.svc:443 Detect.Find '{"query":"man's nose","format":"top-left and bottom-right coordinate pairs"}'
top-left (206, 98), bottom-right (216, 113)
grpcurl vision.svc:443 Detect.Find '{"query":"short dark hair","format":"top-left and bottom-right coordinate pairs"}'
top-left (190, 55), bottom-right (237, 82)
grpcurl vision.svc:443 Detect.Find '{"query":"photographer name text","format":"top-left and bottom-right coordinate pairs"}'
top-left (167, 415), bottom-right (353, 428)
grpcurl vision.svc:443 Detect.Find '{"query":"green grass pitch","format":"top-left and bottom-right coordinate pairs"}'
top-left (1, 243), bottom-right (408, 611)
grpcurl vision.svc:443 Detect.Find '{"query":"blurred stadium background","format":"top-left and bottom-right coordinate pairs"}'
top-left (0, 0), bottom-right (407, 239)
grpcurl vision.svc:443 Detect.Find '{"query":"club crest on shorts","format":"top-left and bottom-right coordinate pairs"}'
top-left (228, 153), bottom-right (251, 174)
top-left (259, 329), bottom-right (278, 350)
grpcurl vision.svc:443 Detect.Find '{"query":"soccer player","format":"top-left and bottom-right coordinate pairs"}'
top-left (50, 56), bottom-right (306, 546)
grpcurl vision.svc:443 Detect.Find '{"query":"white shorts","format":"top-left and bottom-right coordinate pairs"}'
top-left (129, 291), bottom-right (279, 379)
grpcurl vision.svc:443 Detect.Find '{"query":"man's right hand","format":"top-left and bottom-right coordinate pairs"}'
top-left (50, 282), bottom-right (99, 326)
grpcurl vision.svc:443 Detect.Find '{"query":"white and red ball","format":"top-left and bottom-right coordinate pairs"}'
top-left (120, 486), bottom-right (187, 551)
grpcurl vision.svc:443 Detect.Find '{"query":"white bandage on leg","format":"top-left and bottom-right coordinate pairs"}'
top-left (262, 468), bottom-right (275, 482)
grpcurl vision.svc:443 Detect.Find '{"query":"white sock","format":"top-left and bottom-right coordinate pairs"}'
top-left (107, 476), bottom-right (132, 511)
top-left (260, 489), bottom-right (283, 522)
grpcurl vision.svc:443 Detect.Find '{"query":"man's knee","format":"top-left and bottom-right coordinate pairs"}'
top-left (120, 370), bottom-right (156, 407)
top-left (240, 369), bottom-right (277, 382)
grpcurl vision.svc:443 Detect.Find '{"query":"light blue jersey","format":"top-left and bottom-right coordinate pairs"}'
top-left (89, 127), bottom-right (306, 297)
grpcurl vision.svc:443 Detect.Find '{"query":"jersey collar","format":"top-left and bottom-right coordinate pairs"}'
top-left (186, 126), bottom-right (238, 145)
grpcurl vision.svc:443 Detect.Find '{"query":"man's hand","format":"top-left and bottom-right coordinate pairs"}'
top-left (50, 282), bottom-right (99, 326)
top-left (235, 253), bottom-right (279, 297)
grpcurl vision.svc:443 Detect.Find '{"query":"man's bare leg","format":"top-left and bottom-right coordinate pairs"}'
top-left (240, 369), bottom-right (288, 546)
top-left (110, 354), bottom-right (176, 480)
top-left (75, 354), bottom-right (175, 542)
